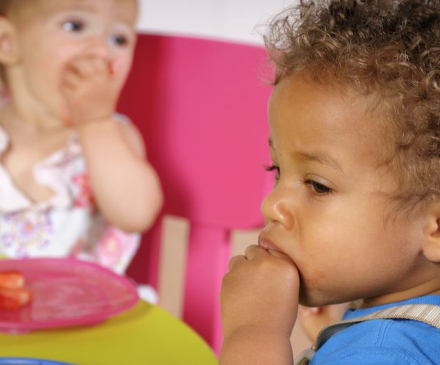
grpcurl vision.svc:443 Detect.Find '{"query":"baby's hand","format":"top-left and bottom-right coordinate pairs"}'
top-left (221, 245), bottom-right (300, 340)
top-left (61, 55), bottom-right (119, 125)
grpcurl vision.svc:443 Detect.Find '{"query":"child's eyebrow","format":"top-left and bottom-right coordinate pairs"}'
top-left (69, 2), bottom-right (97, 13)
top-left (268, 139), bottom-right (343, 173)
top-left (296, 151), bottom-right (344, 173)
top-left (47, 1), bottom-right (96, 14)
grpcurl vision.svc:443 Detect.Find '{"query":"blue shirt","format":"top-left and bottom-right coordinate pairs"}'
top-left (310, 295), bottom-right (440, 364)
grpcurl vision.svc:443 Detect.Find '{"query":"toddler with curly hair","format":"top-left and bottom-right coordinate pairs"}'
top-left (220, 0), bottom-right (440, 363)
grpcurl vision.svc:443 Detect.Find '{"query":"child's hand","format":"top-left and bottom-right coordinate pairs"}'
top-left (221, 244), bottom-right (300, 340)
top-left (61, 55), bottom-right (120, 125)
top-left (298, 303), bottom-right (349, 343)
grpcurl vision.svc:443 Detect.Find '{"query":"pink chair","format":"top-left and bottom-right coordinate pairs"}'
top-left (117, 33), bottom-right (273, 353)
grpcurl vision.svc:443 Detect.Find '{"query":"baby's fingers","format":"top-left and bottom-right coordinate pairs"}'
top-left (245, 244), bottom-right (294, 264)
top-left (243, 244), bottom-right (269, 259)
top-left (227, 246), bottom-right (273, 272)
top-left (61, 69), bottom-right (81, 91)
top-left (67, 56), bottom-right (110, 78)
top-left (267, 247), bottom-right (294, 261)
top-left (88, 57), bottom-right (111, 75)
top-left (227, 255), bottom-right (246, 271)
top-left (66, 58), bottom-right (94, 78)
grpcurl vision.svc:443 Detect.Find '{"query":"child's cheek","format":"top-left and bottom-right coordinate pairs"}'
top-left (111, 56), bottom-right (133, 90)
top-left (111, 56), bottom-right (129, 75)
top-left (111, 58), bottom-right (121, 75)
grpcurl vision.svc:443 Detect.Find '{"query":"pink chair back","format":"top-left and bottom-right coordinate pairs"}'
top-left (118, 34), bottom-right (273, 353)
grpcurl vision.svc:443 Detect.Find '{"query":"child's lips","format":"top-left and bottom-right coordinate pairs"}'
top-left (258, 234), bottom-right (281, 252)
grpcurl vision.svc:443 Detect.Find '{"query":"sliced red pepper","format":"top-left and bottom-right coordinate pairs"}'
top-left (0, 287), bottom-right (32, 310)
top-left (0, 271), bottom-right (25, 290)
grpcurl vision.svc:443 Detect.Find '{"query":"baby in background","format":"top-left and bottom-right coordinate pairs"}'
top-left (221, 0), bottom-right (440, 364)
top-left (0, 0), bottom-right (162, 274)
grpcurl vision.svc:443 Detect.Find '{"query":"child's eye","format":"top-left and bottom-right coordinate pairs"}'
top-left (110, 34), bottom-right (129, 46)
top-left (305, 179), bottom-right (332, 195)
top-left (264, 164), bottom-right (280, 181)
top-left (63, 20), bottom-right (84, 32)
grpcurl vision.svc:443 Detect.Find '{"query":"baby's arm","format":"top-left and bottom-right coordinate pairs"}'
top-left (78, 120), bottom-right (162, 232)
top-left (62, 55), bottom-right (163, 232)
top-left (220, 245), bottom-right (299, 365)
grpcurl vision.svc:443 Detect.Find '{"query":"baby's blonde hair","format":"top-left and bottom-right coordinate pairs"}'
top-left (265, 0), bottom-right (440, 211)
top-left (0, 0), bottom-right (15, 87)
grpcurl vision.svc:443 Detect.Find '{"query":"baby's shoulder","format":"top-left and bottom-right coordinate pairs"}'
top-left (311, 318), bottom-right (440, 365)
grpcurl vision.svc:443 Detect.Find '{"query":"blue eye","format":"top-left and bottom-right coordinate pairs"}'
top-left (63, 20), bottom-right (84, 32)
top-left (305, 179), bottom-right (332, 195)
top-left (110, 34), bottom-right (129, 46)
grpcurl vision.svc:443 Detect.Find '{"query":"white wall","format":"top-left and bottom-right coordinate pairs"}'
top-left (137, 0), bottom-right (297, 45)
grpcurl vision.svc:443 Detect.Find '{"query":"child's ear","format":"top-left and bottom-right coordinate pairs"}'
top-left (0, 17), bottom-right (19, 65)
top-left (422, 202), bottom-right (440, 263)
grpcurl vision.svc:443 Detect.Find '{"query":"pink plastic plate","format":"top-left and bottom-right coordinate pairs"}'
top-left (0, 258), bottom-right (139, 334)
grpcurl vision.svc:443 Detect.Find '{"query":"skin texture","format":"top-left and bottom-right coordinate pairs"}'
top-left (0, 0), bottom-right (162, 232)
top-left (298, 302), bottom-right (349, 342)
top-left (220, 74), bottom-right (440, 364)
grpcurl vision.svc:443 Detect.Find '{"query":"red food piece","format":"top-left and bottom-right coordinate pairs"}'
top-left (0, 271), bottom-right (25, 289)
top-left (0, 287), bottom-right (32, 310)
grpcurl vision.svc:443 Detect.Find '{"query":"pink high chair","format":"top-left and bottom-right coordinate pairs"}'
top-left (117, 33), bottom-right (273, 354)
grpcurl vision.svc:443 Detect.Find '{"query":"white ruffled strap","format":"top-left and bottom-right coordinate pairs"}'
top-left (0, 127), bottom-right (82, 213)
top-left (33, 133), bottom-right (82, 210)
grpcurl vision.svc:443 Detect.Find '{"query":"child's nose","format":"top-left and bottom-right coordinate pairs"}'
top-left (84, 36), bottom-right (112, 59)
top-left (260, 185), bottom-right (295, 230)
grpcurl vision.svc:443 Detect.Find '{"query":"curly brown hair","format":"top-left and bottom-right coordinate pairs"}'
top-left (264, 0), bottom-right (440, 211)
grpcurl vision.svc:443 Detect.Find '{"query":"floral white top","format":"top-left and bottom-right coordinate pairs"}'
top-left (0, 117), bottom-right (140, 274)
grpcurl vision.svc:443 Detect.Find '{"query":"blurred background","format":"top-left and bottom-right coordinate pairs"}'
top-left (123, 0), bottom-right (312, 358)
top-left (137, 0), bottom-right (296, 44)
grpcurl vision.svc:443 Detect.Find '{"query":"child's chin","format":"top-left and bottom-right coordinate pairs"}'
top-left (298, 290), bottom-right (336, 308)
top-left (298, 291), bottom-right (318, 307)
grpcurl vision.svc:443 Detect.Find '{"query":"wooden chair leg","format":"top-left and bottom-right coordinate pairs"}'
top-left (158, 215), bottom-right (190, 319)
